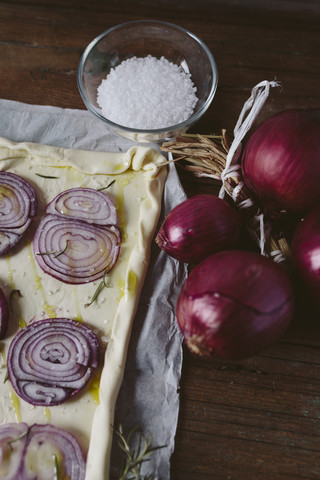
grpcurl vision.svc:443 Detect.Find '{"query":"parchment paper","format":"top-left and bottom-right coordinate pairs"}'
top-left (0, 99), bottom-right (188, 479)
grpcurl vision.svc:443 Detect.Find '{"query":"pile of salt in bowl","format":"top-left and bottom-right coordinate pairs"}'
top-left (97, 55), bottom-right (198, 130)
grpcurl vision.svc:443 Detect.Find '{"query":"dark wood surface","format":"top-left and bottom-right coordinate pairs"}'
top-left (1, 1), bottom-right (320, 479)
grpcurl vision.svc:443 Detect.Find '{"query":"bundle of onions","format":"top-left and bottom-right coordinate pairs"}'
top-left (160, 107), bottom-right (320, 359)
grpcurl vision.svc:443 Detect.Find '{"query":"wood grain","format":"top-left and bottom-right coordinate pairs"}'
top-left (1, 1), bottom-right (320, 479)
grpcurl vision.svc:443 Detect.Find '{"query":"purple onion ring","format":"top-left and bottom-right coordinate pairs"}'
top-left (7, 317), bottom-right (100, 406)
top-left (0, 171), bottom-right (37, 255)
top-left (34, 215), bottom-right (121, 284)
top-left (0, 422), bottom-right (85, 480)
top-left (33, 188), bottom-right (121, 284)
top-left (46, 187), bottom-right (118, 225)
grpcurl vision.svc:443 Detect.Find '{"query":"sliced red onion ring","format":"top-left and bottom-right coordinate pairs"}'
top-left (46, 187), bottom-right (118, 225)
top-left (33, 188), bottom-right (121, 284)
top-left (24, 424), bottom-right (85, 480)
top-left (0, 423), bottom-right (27, 480)
top-left (0, 422), bottom-right (85, 480)
top-left (7, 317), bottom-right (100, 406)
top-left (0, 172), bottom-right (37, 255)
top-left (34, 215), bottom-right (121, 284)
top-left (0, 286), bottom-right (9, 339)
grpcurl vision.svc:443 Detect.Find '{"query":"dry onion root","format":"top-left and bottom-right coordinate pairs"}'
top-left (161, 133), bottom-right (291, 264)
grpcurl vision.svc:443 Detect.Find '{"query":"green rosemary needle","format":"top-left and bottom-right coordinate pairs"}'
top-left (35, 173), bottom-right (59, 179)
top-left (84, 269), bottom-right (109, 308)
top-left (97, 179), bottom-right (116, 191)
top-left (116, 424), bottom-right (166, 480)
top-left (36, 240), bottom-right (69, 258)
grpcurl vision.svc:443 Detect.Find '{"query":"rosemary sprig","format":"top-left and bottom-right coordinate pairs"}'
top-left (84, 269), bottom-right (109, 308)
top-left (97, 179), bottom-right (116, 191)
top-left (116, 424), bottom-right (166, 480)
top-left (36, 240), bottom-right (69, 258)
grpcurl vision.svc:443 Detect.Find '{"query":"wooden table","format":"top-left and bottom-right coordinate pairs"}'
top-left (1, 1), bottom-right (320, 478)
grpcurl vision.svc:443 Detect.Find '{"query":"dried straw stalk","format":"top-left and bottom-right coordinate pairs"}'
top-left (161, 132), bottom-right (291, 264)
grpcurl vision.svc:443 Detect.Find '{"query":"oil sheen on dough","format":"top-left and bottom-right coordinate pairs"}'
top-left (0, 137), bottom-right (167, 480)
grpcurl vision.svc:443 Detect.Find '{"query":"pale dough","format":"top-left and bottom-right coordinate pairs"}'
top-left (0, 136), bottom-right (167, 480)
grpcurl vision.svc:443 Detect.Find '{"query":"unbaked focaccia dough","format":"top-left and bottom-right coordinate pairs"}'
top-left (0, 136), bottom-right (167, 480)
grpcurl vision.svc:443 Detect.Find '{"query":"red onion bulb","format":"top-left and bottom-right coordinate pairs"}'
top-left (176, 250), bottom-right (294, 360)
top-left (155, 194), bottom-right (242, 263)
top-left (241, 109), bottom-right (320, 215)
top-left (291, 206), bottom-right (320, 310)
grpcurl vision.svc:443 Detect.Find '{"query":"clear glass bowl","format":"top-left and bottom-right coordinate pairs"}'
top-left (77, 20), bottom-right (218, 143)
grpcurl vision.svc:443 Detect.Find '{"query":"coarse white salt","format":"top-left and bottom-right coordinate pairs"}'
top-left (97, 55), bottom-right (198, 130)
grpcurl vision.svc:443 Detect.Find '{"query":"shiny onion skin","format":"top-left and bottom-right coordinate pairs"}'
top-left (155, 194), bottom-right (242, 263)
top-left (0, 171), bottom-right (37, 255)
top-left (0, 286), bottom-right (9, 339)
top-left (176, 250), bottom-right (294, 360)
top-left (7, 317), bottom-right (100, 406)
top-left (34, 187), bottom-right (121, 284)
top-left (242, 109), bottom-right (320, 215)
top-left (0, 422), bottom-right (85, 480)
top-left (291, 206), bottom-right (320, 310)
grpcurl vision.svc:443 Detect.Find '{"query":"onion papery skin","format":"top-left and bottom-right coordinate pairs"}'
top-left (291, 206), bottom-right (320, 310)
top-left (46, 187), bottom-right (118, 225)
top-left (176, 250), bottom-right (294, 360)
top-left (34, 215), bottom-right (121, 284)
top-left (0, 422), bottom-right (85, 480)
top-left (0, 286), bottom-right (9, 339)
top-left (155, 194), bottom-right (242, 263)
top-left (241, 109), bottom-right (320, 216)
top-left (7, 317), bottom-right (100, 406)
top-left (0, 171), bottom-right (37, 255)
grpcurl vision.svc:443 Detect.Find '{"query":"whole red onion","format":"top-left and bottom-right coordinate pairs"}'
top-left (291, 206), bottom-right (320, 310)
top-left (241, 109), bottom-right (320, 216)
top-left (155, 194), bottom-right (242, 263)
top-left (176, 250), bottom-right (294, 360)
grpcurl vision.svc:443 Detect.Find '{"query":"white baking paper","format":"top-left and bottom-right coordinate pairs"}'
top-left (0, 99), bottom-right (187, 480)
